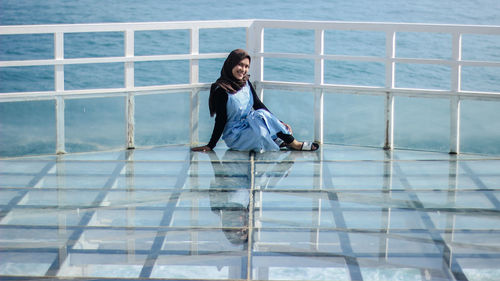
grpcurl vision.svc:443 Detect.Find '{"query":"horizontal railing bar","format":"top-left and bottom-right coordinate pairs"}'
top-left (460, 60), bottom-right (500, 67)
top-left (0, 53), bottom-right (229, 67)
top-left (133, 84), bottom-right (211, 95)
top-left (3, 54), bottom-right (498, 68)
top-left (394, 57), bottom-right (457, 65)
top-left (457, 90), bottom-right (500, 101)
top-left (0, 20), bottom-right (254, 35)
top-left (260, 81), bottom-right (446, 97)
top-left (257, 52), bottom-right (500, 67)
top-left (394, 58), bottom-right (500, 67)
top-left (259, 52), bottom-right (386, 63)
top-left (254, 20), bottom-right (500, 34)
top-left (2, 20), bottom-right (498, 36)
top-left (258, 81), bottom-right (500, 100)
top-left (2, 82), bottom-right (498, 103)
top-left (0, 84), bottom-right (212, 102)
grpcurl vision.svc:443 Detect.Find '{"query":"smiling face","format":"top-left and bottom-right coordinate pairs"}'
top-left (231, 58), bottom-right (250, 80)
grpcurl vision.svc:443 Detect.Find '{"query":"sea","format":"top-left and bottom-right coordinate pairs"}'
top-left (0, 0), bottom-right (499, 157)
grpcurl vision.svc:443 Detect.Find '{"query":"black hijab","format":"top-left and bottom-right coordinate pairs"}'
top-left (209, 49), bottom-right (251, 117)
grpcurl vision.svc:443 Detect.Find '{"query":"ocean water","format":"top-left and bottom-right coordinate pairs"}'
top-left (0, 0), bottom-right (500, 156)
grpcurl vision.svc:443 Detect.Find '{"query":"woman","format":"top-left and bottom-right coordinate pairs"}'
top-left (191, 49), bottom-right (319, 153)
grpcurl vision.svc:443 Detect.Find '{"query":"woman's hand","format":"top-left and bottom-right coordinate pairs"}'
top-left (281, 121), bottom-right (293, 134)
top-left (191, 145), bottom-right (212, 152)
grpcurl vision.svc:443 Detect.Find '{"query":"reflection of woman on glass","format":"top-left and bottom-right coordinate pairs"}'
top-left (207, 150), bottom-right (299, 245)
top-left (208, 151), bottom-right (250, 245)
top-left (191, 49), bottom-right (319, 153)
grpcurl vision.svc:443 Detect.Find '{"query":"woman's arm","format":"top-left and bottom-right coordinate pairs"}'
top-left (206, 87), bottom-right (228, 149)
top-left (192, 87), bottom-right (228, 152)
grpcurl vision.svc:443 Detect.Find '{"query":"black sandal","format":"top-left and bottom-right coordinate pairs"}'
top-left (292, 141), bottom-right (319, 151)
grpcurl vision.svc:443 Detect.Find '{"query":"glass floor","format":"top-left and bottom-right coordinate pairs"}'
top-left (1, 144), bottom-right (499, 281)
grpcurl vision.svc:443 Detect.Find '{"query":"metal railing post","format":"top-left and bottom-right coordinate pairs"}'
top-left (54, 32), bottom-right (66, 154)
top-left (125, 29), bottom-right (135, 149)
top-left (190, 27), bottom-right (200, 145)
top-left (384, 31), bottom-right (396, 150)
top-left (314, 29), bottom-right (324, 144)
top-left (248, 23), bottom-right (264, 101)
top-left (450, 32), bottom-right (462, 154)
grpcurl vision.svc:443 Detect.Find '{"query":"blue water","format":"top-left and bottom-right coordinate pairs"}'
top-left (1, 0), bottom-right (500, 156)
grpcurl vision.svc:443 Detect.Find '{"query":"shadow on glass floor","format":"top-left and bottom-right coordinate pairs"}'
top-left (0, 144), bottom-right (499, 280)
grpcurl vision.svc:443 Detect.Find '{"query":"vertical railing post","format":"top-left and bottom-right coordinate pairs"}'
top-left (314, 28), bottom-right (324, 144)
top-left (384, 31), bottom-right (396, 150)
top-left (450, 32), bottom-right (462, 154)
top-left (190, 27), bottom-right (200, 145)
top-left (382, 150), bottom-right (394, 259)
top-left (124, 29), bottom-right (135, 149)
top-left (248, 22), bottom-right (264, 101)
top-left (54, 32), bottom-right (66, 154)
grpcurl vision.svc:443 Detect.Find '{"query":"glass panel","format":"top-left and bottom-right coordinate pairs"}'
top-left (152, 255), bottom-right (245, 279)
top-left (394, 97), bottom-right (450, 152)
top-left (0, 100), bottom-right (56, 157)
top-left (57, 253), bottom-right (146, 278)
top-left (37, 174), bottom-right (111, 188)
top-left (163, 229), bottom-right (246, 251)
top-left (361, 267), bottom-right (424, 281)
top-left (135, 92), bottom-right (190, 146)
top-left (131, 145), bottom-right (191, 161)
top-left (252, 256), bottom-right (349, 281)
top-left (198, 90), bottom-right (213, 143)
top-left (460, 100), bottom-right (500, 155)
top-left (262, 90), bottom-right (314, 141)
top-left (18, 190), bottom-right (100, 206)
top-left (255, 161), bottom-right (321, 190)
top-left (462, 264), bottom-right (500, 281)
top-left (255, 229), bottom-right (342, 252)
top-left (65, 97), bottom-right (125, 153)
top-left (324, 93), bottom-right (385, 147)
top-left (0, 190), bottom-right (23, 204)
top-left (88, 209), bottom-right (164, 227)
top-left (322, 145), bottom-right (387, 161)
top-left (0, 208), bottom-right (88, 226)
top-left (0, 252), bottom-right (58, 276)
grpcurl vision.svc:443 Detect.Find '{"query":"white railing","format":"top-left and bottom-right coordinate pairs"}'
top-left (1, 20), bottom-right (500, 155)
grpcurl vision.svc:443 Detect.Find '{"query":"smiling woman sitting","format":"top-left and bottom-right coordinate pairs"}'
top-left (191, 49), bottom-right (319, 153)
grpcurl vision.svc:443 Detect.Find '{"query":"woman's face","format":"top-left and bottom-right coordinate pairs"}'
top-left (231, 58), bottom-right (250, 80)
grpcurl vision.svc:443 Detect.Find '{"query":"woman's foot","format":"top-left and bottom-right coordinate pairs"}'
top-left (287, 140), bottom-right (319, 151)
